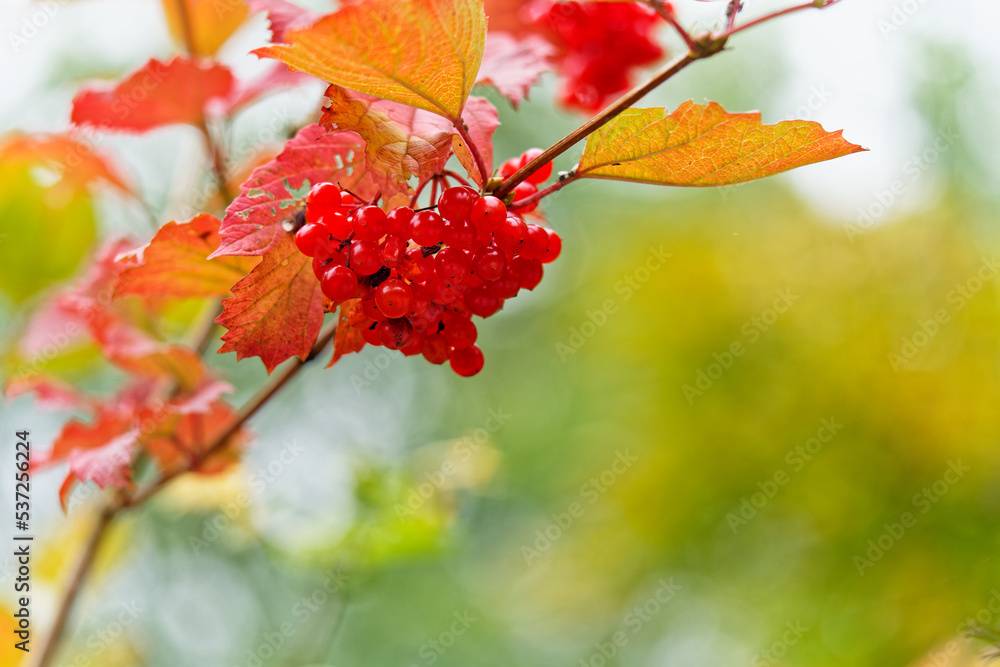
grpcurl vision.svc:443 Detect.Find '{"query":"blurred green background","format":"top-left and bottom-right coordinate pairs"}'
top-left (2, 1), bottom-right (1000, 666)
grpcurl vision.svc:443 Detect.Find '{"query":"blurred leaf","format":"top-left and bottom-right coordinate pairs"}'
top-left (161, 0), bottom-right (249, 56)
top-left (476, 32), bottom-right (554, 109)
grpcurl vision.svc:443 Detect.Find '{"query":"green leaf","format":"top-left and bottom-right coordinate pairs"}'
top-left (577, 101), bottom-right (866, 187)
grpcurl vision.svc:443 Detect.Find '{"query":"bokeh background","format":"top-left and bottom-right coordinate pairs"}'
top-left (3, 1), bottom-right (1000, 666)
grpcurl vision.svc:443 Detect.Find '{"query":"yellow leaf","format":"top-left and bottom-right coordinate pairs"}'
top-left (162, 0), bottom-right (249, 57)
top-left (255, 0), bottom-right (487, 120)
top-left (578, 101), bottom-right (866, 187)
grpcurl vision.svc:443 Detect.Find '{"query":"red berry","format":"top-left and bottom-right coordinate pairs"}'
top-left (349, 240), bottom-right (382, 276)
top-left (442, 218), bottom-right (477, 250)
top-left (511, 257), bottom-right (543, 290)
top-left (360, 321), bottom-right (381, 346)
top-left (521, 148), bottom-right (553, 185)
top-left (424, 273), bottom-right (460, 304)
top-left (400, 331), bottom-right (425, 356)
top-left (401, 247), bottom-right (434, 282)
top-left (386, 206), bottom-right (415, 237)
top-left (435, 247), bottom-right (472, 283)
top-left (464, 286), bottom-right (501, 317)
top-left (306, 182), bottom-right (342, 222)
top-left (442, 316), bottom-right (477, 349)
top-left (471, 246), bottom-right (507, 281)
top-left (470, 196), bottom-right (507, 233)
top-left (378, 318), bottom-right (413, 349)
top-left (485, 272), bottom-right (520, 299)
top-left (522, 224), bottom-right (549, 260)
top-left (409, 210), bottom-right (445, 246)
top-left (362, 297), bottom-right (387, 322)
top-left (494, 216), bottom-right (528, 256)
top-left (320, 212), bottom-right (352, 240)
top-left (379, 235), bottom-right (407, 268)
top-left (541, 230), bottom-right (562, 263)
top-left (374, 279), bottom-right (414, 319)
top-left (340, 192), bottom-right (360, 208)
top-left (511, 182), bottom-right (538, 214)
top-left (294, 223), bottom-right (331, 257)
top-left (438, 186), bottom-right (478, 223)
top-left (319, 265), bottom-right (359, 302)
top-left (449, 344), bottom-right (484, 377)
top-left (353, 205), bottom-right (388, 241)
top-left (422, 334), bottom-right (450, 365)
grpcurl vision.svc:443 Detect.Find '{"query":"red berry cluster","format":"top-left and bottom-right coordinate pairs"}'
top-left (529, 0), bottom-right (664, 113)
top-left (293, 179), bottom-right (560, 377)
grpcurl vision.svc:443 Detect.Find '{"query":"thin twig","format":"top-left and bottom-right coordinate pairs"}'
top-left (508, 173), bottom-right (580, 211)
top-left (720, 0), bottom-right (842, 38)
top-left (652, 0), bottom-right (699, 53)
top-left (454, 121), bottom-right (489, 191)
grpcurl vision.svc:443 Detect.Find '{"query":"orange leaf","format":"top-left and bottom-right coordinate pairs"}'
top-left (71, 57), bottom-right (235, 133)
top-left (321, 85), bottom-right (453, 192)
top-left (161, 0), bottom-right (249, 57)
top-left (452, 96), bottom-right (499, 186)
top-left (0, 134), bottom-right (129, 191)
top-left (253, 0), bottom-right (487, 120)
top-left (328, 298), bottom-right (366, 367)
top-left (116, 214), bottom-right (258, 300)
top-left (577, 101), bottom-right (866, 187)
top-left (216, 232), bottom-right (326, 372)
top-left (212, 124), bottom-right (378, 258)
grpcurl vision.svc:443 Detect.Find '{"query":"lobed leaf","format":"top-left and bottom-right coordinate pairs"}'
top-left (216, 233), bottom-right (326, 373)
top-left (577, 101), bottom-right (866, 187)
top-left (116, 214), bottom-right (259, 300)
top-left (253, 0), bottom-right (487, 120)
top-left (71, 58), bottom-right (235, 133)
top-left (212, 124), bottom-right (378, 258)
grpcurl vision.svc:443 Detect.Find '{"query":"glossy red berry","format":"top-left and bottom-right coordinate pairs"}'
top-left (306, 182), bottom-right (342, 222)
top-left (378, 318), bottom-right (413, 349)
top-left (294, 223), bottom-right (331, 257)
top-left (353, 205), bottom-right (388, 241)
top-left (485, 272), bottom-right (521, 299)
top-left (361, 297), bottom-right (387, 322)
top-left (521, 148), bottom-right (553, 185)
top-left (379, 235), bottom-right (406, 268)
top-left (442, 218), bottom-right (477, 250)
top-left (470, 196), bottom-right (507, 233)
top-left (449, 344), bottom-right (484, 377)
top-left (438, 186), bottom-right (478, 223)
top-left (434, 247), bottom-right (472, 283)
top-left (360, 321), bottom-right (381, 346)
top-left (422, 333), bottom-right (450, 364)
top-left (410, 210), bottom-right (446, 246)
top-left (512, 257), bottom-right (544, 290)
top-left (374, 279), bottom-right (414, 319)
top-left (320, 212), bottom-right (352, 240)
top-left (349, 240), bottom-right (382, 276)
top-left (522, 224), bottom-right (549, 260)
top-left (386, 206), bottom-right (415, 237)
top-left (442, 316), bottom-right (477, 349)
top-left (319, 265), bottom-right (359, 302)
top-left (464, 286), bottom-right (502, 318)
top-left (511, 182), bottom-right (539, 214)
top-left (494, 216), bottom-right (528, 256)
top-left (541, 230), bottom-right (562, 263)
top-left (471, 246), bottom-right (507, 281)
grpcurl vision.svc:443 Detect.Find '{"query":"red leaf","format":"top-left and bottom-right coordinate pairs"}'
top-left (216, 232), bottom-right (326, 372)
top-left (476, 33), bottom-right (554, 109)
top-left (248, 0), bottom-right (318, 42)
top-left (212, 124), bottom-right (378, 258)
top-left (144, 402), bottom-right (247, 476)
top-left (321, 85), bottom-right (453, 192)
top-left (71, 57), bottom-right (235, 133)
top-left (328, 298), bottom-right (366, 367)
top-left (115, 214), bottom-right (259, 300)
top-left (452, 96), bottom-right (499, 186)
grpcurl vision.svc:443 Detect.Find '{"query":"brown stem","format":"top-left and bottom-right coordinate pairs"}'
top-left (196, 117), bottom-right (236, 205)
top-left (493, 53), bottom-right (697, 200)
top-left (725, 0), bottom-right (743, 31)
top-left (29, 507), bottom-right (117, 667)
top-left (454, 121), bottom-right (489, 191)
top-left (508, 173), bottom-right (580, 211)
top-left (33, 322), bottom-right (338, 667)
top-left (651, 0), bottom-right (699, 53)
top-left (720, 0), bottom-right (843, 38)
